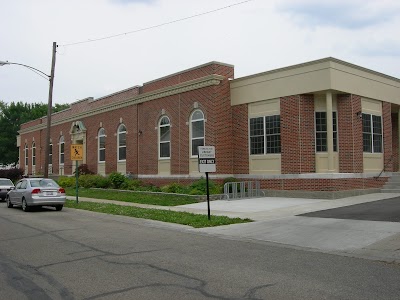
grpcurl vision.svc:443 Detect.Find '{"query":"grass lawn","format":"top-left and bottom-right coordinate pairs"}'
top-left (65, 200), bottom-right (252, 228)
top-left (65, 187), bottom-right (198, 206)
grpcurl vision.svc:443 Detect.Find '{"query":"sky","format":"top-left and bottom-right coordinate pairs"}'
top-left (1, 0), bottom-right (400, 105)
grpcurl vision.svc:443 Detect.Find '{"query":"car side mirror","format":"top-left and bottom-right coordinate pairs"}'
top-left (9, 187), bottom-right (15, 190)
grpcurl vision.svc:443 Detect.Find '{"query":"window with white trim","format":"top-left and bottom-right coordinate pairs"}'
top-left (159, 116), bottom-right (170, 158)
top-left (24, 144), bottom-right (28, 167)
top-left (315, 112), bottom-right (338, 152)
top-left (98, 128), bottom-right (106, 162)
top-left (363, 113), bottom-right (382, 153)
top-left (59, 136), bottom-right (65, 164)
top-left (190, 110), bottom-right (204, 156)
top-left (32, 142), bottom-right (36, 166)
top-left (249, 115), bottom-right (281, 154)
top-left (49, 139), bottom-right (53, 165)
top-left (118, 124), bottom-right (126, 161)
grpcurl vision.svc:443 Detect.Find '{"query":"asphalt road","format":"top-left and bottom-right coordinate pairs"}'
top-left (1, 203), bottom-right (400, 300)
top-left (299, 196), bottom-right (400, 222)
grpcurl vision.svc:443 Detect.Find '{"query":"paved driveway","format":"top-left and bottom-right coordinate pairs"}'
top-left (299, 197), bottom-right (400, 222)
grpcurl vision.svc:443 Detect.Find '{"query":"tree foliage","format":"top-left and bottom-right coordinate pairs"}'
top-left (0, 101), bottom-right (69, 166)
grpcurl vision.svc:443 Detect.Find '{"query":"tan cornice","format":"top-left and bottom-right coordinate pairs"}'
top-left (19, 74), bottom-right (225, 135)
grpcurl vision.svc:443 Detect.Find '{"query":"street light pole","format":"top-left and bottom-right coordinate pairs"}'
top-left (0, 41), bottom-right (57, 178)
top-left (44, 42), bottom-right (57, 178)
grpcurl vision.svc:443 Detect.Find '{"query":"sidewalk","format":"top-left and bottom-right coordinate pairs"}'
top-left (67, 193), bottom-right (400, 264)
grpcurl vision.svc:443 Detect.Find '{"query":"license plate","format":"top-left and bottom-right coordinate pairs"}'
top-left (45, 192), bottom-right (55, 196)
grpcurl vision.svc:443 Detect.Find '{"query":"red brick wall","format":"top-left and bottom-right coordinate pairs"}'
top-left (232, 104), bottom-right (249, 174)
top-left (281, 95), bottom-right (315, 174)
top-left (142, 63), bottom-right (229, 93)
top-left (392, 113), bottom-right (399, 172)
top-left (22, 62), bottom-right (234, 178)
top-left (382, 102), bottom-right (393, 172)
top-left (257, 177), bottom-right (387, 191)
top-left (337, 94), bottom-right (363, 173)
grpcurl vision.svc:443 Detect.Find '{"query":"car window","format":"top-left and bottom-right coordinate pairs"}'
top-left (15, 181), bottom-right (22, 189)
top-left (40, 179), bottom-right (59, 187)
top-left (30, 179), bottom-right (59, 188)
top-left (0, 179), bottom-right (13, 185)
top-left (20, 181), bottom-right (27, 189)
top-left (30, 180), bottom-right (41, 187)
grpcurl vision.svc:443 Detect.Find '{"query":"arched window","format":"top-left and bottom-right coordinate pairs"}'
top-left (59, 136), bottom-right (65, 165)
top-left (49, 139), bottom-right (53, 165)
top-left (159, 116), bottom-right (171, 158)
top-left (117, 124), bottom-right (126, 161)
top-left (98, 128), bottom-right (106, 162)
top-left (190, 110), bottom-right (205, 156)
top-left (32, 142), bottom-right (36, 166)
top-left (24, 144), bottom-right (28, 167)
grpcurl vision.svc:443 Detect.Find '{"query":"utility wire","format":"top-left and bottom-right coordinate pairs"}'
top-left (60, 0), bottom-right (254, 47)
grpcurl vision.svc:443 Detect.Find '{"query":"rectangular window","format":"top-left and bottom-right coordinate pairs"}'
top-left (363, 113), bottom-right (382, 153)
top-left (249, 115), bottom-right (280, 154)
top-left (315, 112), bottom-right (338, 152)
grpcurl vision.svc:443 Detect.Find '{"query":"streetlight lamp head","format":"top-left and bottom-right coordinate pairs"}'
top-left (0, 61), bottom-right (10, 66)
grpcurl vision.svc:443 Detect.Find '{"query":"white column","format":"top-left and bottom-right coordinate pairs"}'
top-left (326, 92), bottom-right (334, 172)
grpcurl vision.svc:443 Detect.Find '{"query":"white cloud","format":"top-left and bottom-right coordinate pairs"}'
top-left (0, 0), bottom-right (399, 105)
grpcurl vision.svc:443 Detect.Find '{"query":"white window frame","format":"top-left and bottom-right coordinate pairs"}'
top-left (249, 115), bottom-right (281, 155)
top-left (190, 110), bottom-right (205, 157)
top-left (315, 111), bottom-right (338, 152)
top-left (159, 116), bottom-right (171, 159)
top-left (49, 139), bottom-right (53, 166)
top-left (59, 136), bottom-right (65, 165)
top-left (117, 124), bottom-right (127, 161)
top-left (362, 113), bottom-right (383, 153)
top-left (32, 142), bottom-right (36, 167)
top-left (98, 128), bottom-right (106, 163)
top-left (24, 144), bottom-right (28, 167)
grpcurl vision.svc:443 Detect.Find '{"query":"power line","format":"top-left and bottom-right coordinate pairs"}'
top-left (60, 0), bottom-right (254, 47)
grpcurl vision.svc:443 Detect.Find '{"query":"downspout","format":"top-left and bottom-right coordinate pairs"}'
top-left (298, 95), bottom-right (302, 174)
top-left (350, 94), bottom-right (355, 172)
top-left (137, 104), bottom-right (140, 177)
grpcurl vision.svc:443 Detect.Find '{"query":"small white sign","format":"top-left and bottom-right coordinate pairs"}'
top-left (198, 146), bottom-right (216, 173)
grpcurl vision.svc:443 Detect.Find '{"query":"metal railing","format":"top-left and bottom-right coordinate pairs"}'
top-left (375, 155), bottom-right (394, 179)
top-left (223, 181), bottom-right (265, 200)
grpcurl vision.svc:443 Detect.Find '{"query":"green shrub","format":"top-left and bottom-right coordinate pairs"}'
top-left (160, 182), bottom-right (189, 194)
top-left (108, 172), bottom-right (126, 189)
top-left (94, 176), bottom-right (111, 188)
top-left (189, 178), bottom-right (220, 195)
top-left (78, 174), bottom-right (98, 188)
top-left (57, 176), bottom-right (75, 188)
top-left (120, 178), bottom-right (142, 190)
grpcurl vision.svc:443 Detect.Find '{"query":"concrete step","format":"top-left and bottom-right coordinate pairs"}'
top-left (381, 189), bottom-right (400, 193)
top-left (382, 183), bottom-right (400, 187)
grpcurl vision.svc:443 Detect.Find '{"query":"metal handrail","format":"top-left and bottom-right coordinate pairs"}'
top-left (375, 155), bottom-right (394, 179)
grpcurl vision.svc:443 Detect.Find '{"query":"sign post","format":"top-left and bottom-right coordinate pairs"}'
top-left (71, 144), bottom-right (83, 204)
top-left (198, 146), bottom-right (216, 220)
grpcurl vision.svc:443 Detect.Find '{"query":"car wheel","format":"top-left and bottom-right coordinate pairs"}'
top-left (22, 198), bottom-right (30, 212)
top-left (55, 205), bottom-right (63, 211)
top-left (6, 196), bottom-right (13, 208)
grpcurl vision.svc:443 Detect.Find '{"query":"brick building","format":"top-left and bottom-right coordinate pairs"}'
top-left (17, 58), bottom-right (400, 196)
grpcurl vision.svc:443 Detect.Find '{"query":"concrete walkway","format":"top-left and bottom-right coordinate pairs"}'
top-left (67, 193), bottom-right (400, 264)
